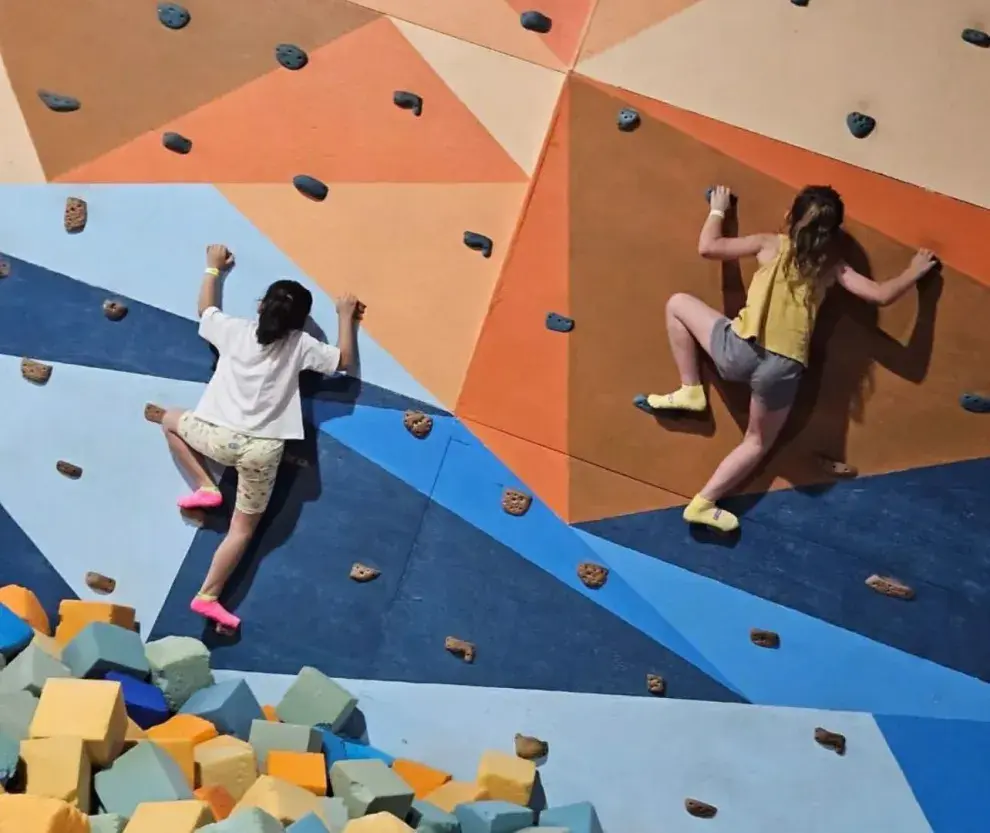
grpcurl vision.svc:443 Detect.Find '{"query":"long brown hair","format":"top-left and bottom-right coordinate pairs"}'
top-left (785, 185), bottom-right (844, 281)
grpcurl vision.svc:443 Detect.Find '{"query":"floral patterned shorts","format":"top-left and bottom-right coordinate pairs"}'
top-left (177, 413), bottom-right (285, 515)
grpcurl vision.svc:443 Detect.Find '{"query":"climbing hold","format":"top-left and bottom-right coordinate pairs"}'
top-left (56, 461), bottom-right (82, 480)
top-left (846, 111), bottom-right (876, 139)
top-left (577, 562), bottom-right (608, 589)
top-left (646, 674), bottom-right (666, 696)
top-left (617, 108), bottom-right (641, 132)
top-left (790, 0), bottom-right (809, 6)
top-left (960, 392), bottom-right (990, 413)
top-left (546, 312), bottom-right (574, 333)
top-left (0, 258), bottom-right (9, 278)
top-left (502, 488), bottom-right (532, 517)
top-left (632, 394), bottom-right (656, 414)
top-left (275, 44), bottom-right (309, 71)
top-left (865, 574), bottom-right (915, 601)
top-left (38, 90), bottom-right (80, 113)
top-left (463, 232), bottom-right (494, 259)
top-left (816, 455), bottom-right (857, 479)
top-left (445, 636), bottom-right (476, 663)
top-left (85, 572), bottom-right (116, 595)
top-left (705, 187), bottom-right (738, 206)
top-left (814, 727), bottom-right (846, 755)
top-left (403, 410), bottom-right (433, 439)
top-left (21, 359), bottom-right (53, 385)
top-left (520, 11), bottom-right (552, 33)
top-left (282, 452), bottom-right (311, 468)
top-left (293, 175), bottom-right (329, 202)
top-left (144, 403), bottom-right (166, 424)
top-left (157, 3), bottom-right (190, 30)
top-left (962, 28), bottom-right (990, 48)
top-left (349, 563), bottom-right (380, 583)
top-left (103, 299), bottom-right (128, 321)
top-left (393, 91), bottom-right (423, 117)
top-left (162, 132), bottom-right (192, 154)
top-left (750, 628), bottom-right (780, 649)
top-left (64, 197), bottom-right (87, 233)
top-left (514, 734), bottom-right (548, 760)
top-left (685, 799), bottom-right (717, 819)
top-left (180, 508), bottom-right (206, 528)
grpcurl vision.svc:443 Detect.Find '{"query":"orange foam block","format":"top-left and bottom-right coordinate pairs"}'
top-left (0, 586), bottom-right (50, 634)
top-left (267, 751), bottom-right (327, 796)
top-left (262, 705), bottom-right (280, 722)
top-left (125, 717), bottom-right (148, 749)
top-left (194, 735), bottom-right (258, 801)
top-left (53, 600), bottom-right (135, 646)
top-left (145, 737), bottom-right (196, 788)
top-left (148, 713), bottom-right (218, 746)
top-left (195, 784), bottom-right (235, 822)
top-left (0, 794), bottom-right (89, 832)
top-left (124, 799), bottom-right (214, 832)
top-left (422, 781), bottom-right (490, 813)
top-left (234, 774), bottom-right (330, 825)
top-left (20, 736), bottom-right (92, 813)
top-left (30, 678), bottom-right (128, 767)
top-left (391, 759), bottom-right (452, 799)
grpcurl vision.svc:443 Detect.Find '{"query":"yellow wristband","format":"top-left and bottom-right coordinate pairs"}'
top-left (204, 267), bottom-right (221, 277)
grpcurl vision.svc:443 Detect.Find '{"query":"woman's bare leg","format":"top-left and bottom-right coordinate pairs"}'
top-left (647, 293), bottom-right (723, 411)
top-left (161, 409), bottom-right (215, 490)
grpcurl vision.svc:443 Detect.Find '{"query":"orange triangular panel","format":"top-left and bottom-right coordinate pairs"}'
top-left (568, 457), bottom-right (684, 524)
top-left (502, 0), bottom-right (598, 66)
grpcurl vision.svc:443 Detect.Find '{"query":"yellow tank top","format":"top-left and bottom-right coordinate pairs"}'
top-left (730, 235), bottom-right (826, 366)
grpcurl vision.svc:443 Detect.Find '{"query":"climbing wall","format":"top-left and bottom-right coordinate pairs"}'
top-left (0, 1), bottom-right (988, 831)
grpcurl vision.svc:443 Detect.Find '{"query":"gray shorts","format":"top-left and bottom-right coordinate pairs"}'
top-left (709, 318), bottom-right (803, 411)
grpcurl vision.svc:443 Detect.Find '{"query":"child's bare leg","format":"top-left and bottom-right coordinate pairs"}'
top-left (199, 510), bottom-right (262, 598)
top-left (161, 409), bottom-right (215, 490)
top-left (647, 293), bottom-right (722, 411)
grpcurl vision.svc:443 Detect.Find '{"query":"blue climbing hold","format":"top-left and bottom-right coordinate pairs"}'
top-left (293, 175), bottom-right (329, 202)
top-left (705, 186), bottom-right (738, 206)
top-left (846, 111), bottom-right (876, 139)
top-left (546, 312), bottom-right (574, 333)
top-left (632, 394), bottom-right (655, 414)
top-left (520, 11), bottom-right (552, 33)
top-left (162, 132), bottom-right (192, 154)
top-left (37, 90), bottom-right (80, 113)
top-left (791, 0), bottom-right (809, 6)
top-left (962, 28), bottom-right (990, 48)
top-left (157, 3), bottom-right (190, 30)
top-left (617, 108), bottom-right (641, 132)
top-left (394, 91), bottom-right (423, 117)
top-left (960, 392), bottom-right (990, 413)
top-left (276, 44), bottom-right (309, 71)
top-left (464, 232), bottom-right (494, 259)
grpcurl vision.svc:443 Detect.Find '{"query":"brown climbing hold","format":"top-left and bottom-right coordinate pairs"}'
top-left (502, 488), bottom-right (532, 516)
top-left (144, 403), bottom-right (165, 424)
top-left (577, 562), bottom-right (608, 589)
top-left (56, 461), bottom-right (82, 479)
top-left (514, 733), bottom-right (548, 760)
top-left (817, 455), bottom-right (858, 479)
top-left (814, 727), bottom-right (847, 755)
top-left (865, 574), bottom-right (915, 600)
top-left (750, 628), bottom-right (780, 649)
top-left (445, 636), bottom-right (476, 663)
top-left (0, 258), bottom-right (9, 277)
top-left (21, 359), bottom-right (53, 384)
top-left (103, 299), bottom-right (128, 321)
top-left (64, 197), bottom-right (87, 233)
top-left (350, 563), bottom-right (380, 583)
top-left (646, 674), bottom-right (666, 696)
top-left (685, 799), bottom-right (717, 819)
top-left (85, 572), bottom-right (116, 595)
top-left (282, 452), bottom-right (310, 468)
top-left (403, 410), bottom-right (433, 439)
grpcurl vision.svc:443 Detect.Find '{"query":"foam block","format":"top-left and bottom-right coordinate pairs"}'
top-left (268, 751), bottom-right (326, 796)
top-left (149, 713), bottom-right (218, 745)
top-left (318, 798), bottom-right (348, 833)
top-left (320, 729), bottom-right (393, 767)
top-left (0, 689), bottom-right (38, 739)
top-left (515, 828), bottom-right (567, 833)
top-left (123, 799), bottom-right (215, 832)
top-left (538, 802), bottom-right (602, 833)
top-left (391, 760), bottom-right (451, 799)
top-left (94, 737), bottom-right (194, 817)
top-left (0, 794), bottom-right (89, 832)
top-left (0, 586), bottom-right (50, 634)
top-left (125, 717), bottom-right (148, 749)
top-left (54, 600), bottom-right (136, 645)
top-left (330, 759), bottom-right (414, 820)
top-left (287, 813), bottom-right (330, 832)
top-left (343, 813), bottom-right (414, 833)
top-left (62, 622), bottom-right (149, 680)
top-left (0, 732), bottom-right (19, 786)
top-left (31, 630), bottom-right (63, 660)
top-left (250, 720), bottom-right (321, 772)
top-left (181, 679), bottom-right (264, 740)
top-left (455, 801), bottom-right (533, 833)
top-left (20, 736), bottom-right (92, 812)
top-left (90, 814), bottom-right (128, 833)
top-left (423, 783), bottom-right (489, 814)
top-left (476, 754), bottom-right (534, 806)
top-left (196, 784), bottom-right (236, 822)
top-left (0, 602), bottom-right (34, 659)
top-left (145, 636), bottom-right (214, 711)
top-left (405, 799), bottom-right (459, 833)
top-left (146, 736), bottom-right (196, 788)
top-left (201, 807), bottom-right (286, 832)
top-left (104, 671), bottom-right (169, 728)
top-left (262, 706), bottom-right (280, 722)
top-left (275, 668), bottom-right (356, 732)
top-left (30, 678), bottom-right (128, 766)
top-left (195, 735), bottom-right (259, 801)
top-left (0, 642), bottom-right (71, 695)
top-left (235, 775), bottom-right (333, 825)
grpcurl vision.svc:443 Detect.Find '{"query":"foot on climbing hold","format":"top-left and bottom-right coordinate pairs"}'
top-left (275, 44), bottom-right (309, 71)
top-left (393, 91), bottom-right (423, 116)
top-left (502, 488), bottom-right (532, 516)
top-left (85, 572), bottom-right (116, 595)
top-left (646, 674), bottom-right (666, 696)
top-left (103, 299), bottom-right (128, 321)
top-left (546, 312), bottom-right (574, 333)
top-left (64, 197), bottom-right (87, 233)
top-left (38, 90), bottom-right (80, 113)
top-left (962, 28), bottom-right (990, 48)
top-left (180, 508), bottom-right (206, 527)
top-left (162, 132), bottom-right (192, 154)
top-left (647, 385), bottom-right (707, 412)
top-left (144, 403), bottom-right (166, 424)
top-left (514, 734), bottom-right (548, 760)
top-left (816, 455), bottom-right (857, 478)
top-left (617, 108), bottom-right (641, 132)
top-left (520, 11), bottom-right (552, 33)
top-left (57, 461), bottom-right (83, 480)
top-left (403, 410), bottom-right (433, 439)
top-left (190, 596), bottom-right (240, 630)
top-left (814, 727), bottom-right (846, 755)
top-left (865, 574), bottom-right (915, 600)
top-left (464, 231), bottom-right (494, 258)
top-left (157, 3), bottom-right (190, 30)
top-left (846, 111), bottom-right (876, 139)
top-left (577, 562), bottom-right (608, 589)
top-left (960, 392), bottom-right (990, 413)
top-left (21, 359), bottom-right (53, 384)
top-left (705, 186), bottom-right (738, 206)
top-left (750, 628), bottom-right (780, 649)
top-left (445, 636), bottom-right (476, 663)
top-left (177, 487), bottom-right (223, 511)
top-left (0, 258), bottom-right (9, 278)
top-left (685, 799), bottom-right (717, 819)
top-left (293, 175), bottom-right (328, 202)
top-left (349, 563), bottom-right (380, 583)
top-left (683, 495), bottom-right (739, 532)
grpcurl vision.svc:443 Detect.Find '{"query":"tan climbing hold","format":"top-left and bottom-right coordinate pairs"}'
top-left (646, 674), bottom-right (666, 696)
top-left (865, 574), bottom-right (915, 600)
top-left (21, 358), bottom-right (53, 384)
top-left (816, 455), bottom-right (858, 479)
top-left (577, 562), bottom-right (608, 589)
top-left (445, 636), bottom-right (476, 663)
top-left (501, 488), bottom-right (532, 517)
top-left (64, 197), bottom-right (87, 233)
top-left (750, 628), bottom-right (780, 649)
top-left (56, 461), bottom-right (82, 479)
top-left (814, 727), bottom-right (846, 755)
top-left (85, 572), bottom-right (116, 595)
top-left (403, 410), bottom-right (433, 439)
top-left (180, 508), bottom-right (206, 527)
top-left (103, 299), bottom-right (128, 321)
top-left (144, 403), bottom-right (166, 424)
top-left (0, 258), bottom-right (9, 278)
top-left (514, 734), bottom-right (548, 760)
top-left (685, 799), bottom-right (717, 819)
top-left (349, 563), bottom-right (380, 583)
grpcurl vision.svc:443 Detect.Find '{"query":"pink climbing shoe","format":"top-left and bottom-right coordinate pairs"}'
top-left (177, 487), bottom-right (223, 511)
top-left (190, 596), bottom-right (240, 630)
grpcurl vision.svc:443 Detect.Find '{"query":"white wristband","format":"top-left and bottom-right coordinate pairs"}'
top-left (204, 267), bottom-right (220, 277)
top-left (708, 209), bottom-right (725, 220)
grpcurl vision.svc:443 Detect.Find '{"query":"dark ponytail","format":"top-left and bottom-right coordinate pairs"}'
top-left (786, 185), bottom-right (845, 281)
top-left (256, 279), bottom-right (313, 346)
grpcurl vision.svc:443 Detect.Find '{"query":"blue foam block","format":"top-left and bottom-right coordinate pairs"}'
top-left (287, 812), bottom-right (330, 832)
top-left (319, 727), bottom-right (393, 766)
top-left (539, 802), bottom-right (603, 833)
top-left (104, 671), bottom-right (170, 729)
top-left (0, 603), bottom-right (32, 659)
top-left (180, 678), bottom-right (264, 740)
top-left (455, 801), bottom-right (534, 833)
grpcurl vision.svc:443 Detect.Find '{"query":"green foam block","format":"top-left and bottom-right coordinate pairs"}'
top-left (248, 719), bottom-right (321, 772)
top-left (145, 635), bottom-right (214, 710)
top-left (329, 758), bottom-right (414, 820)
top-left (276, 667), bottom-right (357, 732)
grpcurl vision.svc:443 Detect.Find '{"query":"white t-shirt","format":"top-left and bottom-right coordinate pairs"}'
top-left (193, 306), bottom-right (341, 441)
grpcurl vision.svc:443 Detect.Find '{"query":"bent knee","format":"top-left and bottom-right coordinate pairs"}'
top-left (666, 292), bottom-right (694, 314)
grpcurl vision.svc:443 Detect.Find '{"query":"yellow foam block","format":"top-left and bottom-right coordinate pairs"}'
top-left (344, 812), bottom-right (415, 833)
top-left (391, 759), bottom-right (452, 799)
top-left (234, 774), bottom-right (330, 825)
top-left (194, 784), bottom-right (235, 822)
top-left (30, 678), bottom-right (128, 767)
top-left (123, 799), bottom-right (214, 832)
top-left (20, 736), bottom-right (92, 813)
top-left (194, 735), bottom-right (258, 801)
top-left (31, 630), bottom-right (63, 660)
top-left (422, 780), bottom-right (489, 813)
top-left (0, 794), bottom-right (89, 833)
top-left (145, 737), bottom-right (196, 788)
top-left (148, 714), bottom-right (218, 746)
top-left (124, 717), bottom-right (148, 750)
top-left (0, 585), bottom-right (51, 634)
top-left (476, 750), bottom-right (535, 806)
top-left (54, 600), bottom-right (136, 645)
top-left (267, 751), bottom-right (326, 796)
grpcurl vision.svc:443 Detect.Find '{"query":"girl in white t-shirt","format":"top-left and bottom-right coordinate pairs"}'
top-left (161, 245), bottom-right (364, 631)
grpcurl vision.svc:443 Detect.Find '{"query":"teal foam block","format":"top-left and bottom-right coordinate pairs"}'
top-left (455, 801), bottom-right (534, 833)
top-left (517, 828), bottom-right (568, 832)
top-left (180, 678), bottom-right (263, 740)
top-left (276, 666), bottom-right (357, 732)
top-left (201, 808), bottom-right (287, 832)
top-left (287, 813), bottom-right (330, 832)
top-left (539, 802), bottom-right (602, 833)
top-left (407, 799), bottom-right (460, 833)
top-left (249, 719), bottom-right (322, 772)
top-left (0, 690), bottom-right (38, 739)
top-left (0, 641), bottom-right (71, 695)
top-left (329, 758), bottom-right (415, 819)
top-left (89, 814), bottom-right (128, 833)
top-left (145, 635), bottom-right (214, 711)
top-left (0, 731), bottom-right (19, 786)
top-left (62, 622), bottom-right (150, 680)
top-left (0, 603), bottom-right (32, 659)
top-left (93, 738), bottom-right (193, 817)
top-left (318, 797), bottom-right (348, 833)
top-left (319, 727), bottom-right (393, 767)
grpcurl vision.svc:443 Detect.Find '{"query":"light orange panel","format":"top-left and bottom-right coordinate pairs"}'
top-left (502, 0), bottom-right (598, 66)
top-left (579, 0), bottom-right (701, 61)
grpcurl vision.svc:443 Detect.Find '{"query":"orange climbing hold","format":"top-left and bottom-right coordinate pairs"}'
top-left (0, 585), bottom-right (50, 634)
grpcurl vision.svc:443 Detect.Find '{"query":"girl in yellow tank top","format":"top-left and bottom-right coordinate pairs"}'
top-left (641, 185), bottom-right (938, 533)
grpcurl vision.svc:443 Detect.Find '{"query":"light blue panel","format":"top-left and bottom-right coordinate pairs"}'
top-left (578, 531), bottom-right (990, 720)
top-left (0, 184), bottom-right (438, 406)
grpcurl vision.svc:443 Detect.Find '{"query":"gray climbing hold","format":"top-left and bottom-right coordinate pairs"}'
top-left (846, 112), bottom-right (876, 139)
top-left (38, 91), bottom-right (80, 113)
top-left (157, 3), bottom-right (190, 30)
top-left (632, 394), bottom-right (655, 414)
top-left (705, 186), bottom-right (738, 206)
top-left (546, 312), bottom-right (574, 333)
top-left (617, 108), bottom-right (640, 132)
top-left (960, 392), bottom-right (990, 413)
top-left (790, 0), bottom-right (809, 6)
top-left (162, 132), bottom-right (192, 154)
top-left (394, 91), bottom-right (423, 117)
top-left (464, 232), bottom-right (493, 258)
top-left (520, 11), bottom-right (552, 34)
top-left (293, 175), bottom-right (328, 202)
top-left (962, 28), bottom-right (990, 48)
top-left (276, 44), bottom-right (309, 71)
